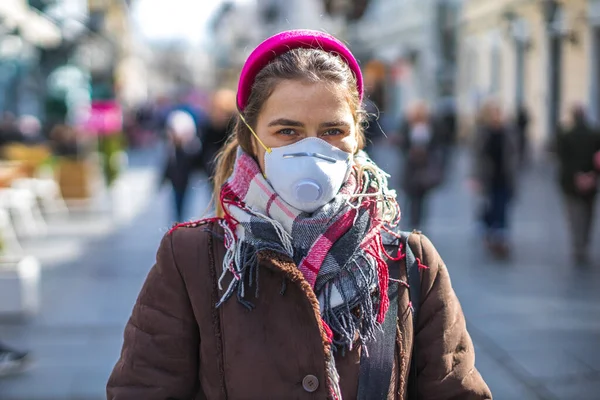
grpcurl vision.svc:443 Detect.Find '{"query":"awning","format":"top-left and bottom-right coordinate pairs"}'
top-left (0, 0), bottom-right (62, 48)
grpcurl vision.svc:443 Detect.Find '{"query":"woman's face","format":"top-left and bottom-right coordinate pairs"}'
top-left (253, 79), bottom-right (358, 173)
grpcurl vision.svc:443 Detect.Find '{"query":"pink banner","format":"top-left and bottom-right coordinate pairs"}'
top-left (84, 101), bottom-right (123, 135)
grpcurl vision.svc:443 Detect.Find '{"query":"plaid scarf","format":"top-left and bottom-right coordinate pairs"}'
top-left (217, 148), bottom-right (400, 398)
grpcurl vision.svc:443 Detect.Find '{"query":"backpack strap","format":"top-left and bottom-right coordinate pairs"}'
top-left (357, 241), bottom-right (401, 399)
top-left (357, 231), bottom-right (420, 400)
top-left (402, 231), bottom-right (420, 400)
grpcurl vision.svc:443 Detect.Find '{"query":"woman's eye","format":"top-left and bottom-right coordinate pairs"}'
top-left (277, 128), bottom-right (297, 136)
top-left (322, 128), bottom-right (344, 137)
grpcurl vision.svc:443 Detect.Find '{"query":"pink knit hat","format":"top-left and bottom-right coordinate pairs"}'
top-left (236, 29), bottom-right (364, 112)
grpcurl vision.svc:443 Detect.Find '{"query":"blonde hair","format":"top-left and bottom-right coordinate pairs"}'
top-left (212, 48), bottom-right (367, 217)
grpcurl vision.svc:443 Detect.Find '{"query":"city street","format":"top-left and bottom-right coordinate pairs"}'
top-left (0, 143), bottom-right (599, 400)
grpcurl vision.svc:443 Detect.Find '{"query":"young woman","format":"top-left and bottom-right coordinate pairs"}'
top-left (108, 30), bottom-right (491, 400)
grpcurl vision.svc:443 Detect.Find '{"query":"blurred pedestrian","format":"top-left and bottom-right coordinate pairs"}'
top-left (556, 105), bottom-right (600, 265)
top-left (17, 115), bottom-right (44, 145)
top-left (50, 124), bottom-right (80, 158)
top-left (435, 97), bottom-right (458, 169)
top-left (398, 100), bottom-right (444, 230)
top-left (160, 110), bottom-right (200, 223)
top-left (0, 341), bottom-right (30, 377)
top-left (515, 105), bottom-right (530, 166)
top-left (471, 100), bottom-right (519, 258)
top-left (108, 30), bottom-right (491, 400)
top-left (0, 112), bottom-right (21, 148)
top-left (198, 89), bottom-right (235, 183)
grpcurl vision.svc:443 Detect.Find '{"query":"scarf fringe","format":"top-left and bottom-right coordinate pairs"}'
top-left (217, 216), bottom-right (292, 310)
top-left (326, 348), bottom-right (343, 400)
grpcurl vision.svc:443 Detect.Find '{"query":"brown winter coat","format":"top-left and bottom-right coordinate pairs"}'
top-left (107, 221), bottom-right (491, 400)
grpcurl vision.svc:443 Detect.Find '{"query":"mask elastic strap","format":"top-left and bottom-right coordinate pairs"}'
top-left (239, 113), bottom-right (272, 154)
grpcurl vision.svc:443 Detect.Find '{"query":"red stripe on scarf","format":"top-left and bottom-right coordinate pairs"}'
top-left (322, 319), bottom-right (334, 343)
top-left (228, 153), bottom-right (261, 200)
top-left (339, 169), bottom-right (357, 195)
top-left (358, 198), bottom-right (391, 324)
top-left (363, 237), bottom-right (390, 324)
top-left (220, 184), bottom-right (242, 229)
top-left (252, 177), bottom-right (297, 219)
top-left (266, 192), bottom-right (278, 215)
top-left (298, 208), bottom-right (357, 287)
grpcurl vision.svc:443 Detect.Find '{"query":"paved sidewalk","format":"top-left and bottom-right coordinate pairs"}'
top-left (0, 153), bottom-right (213, 399)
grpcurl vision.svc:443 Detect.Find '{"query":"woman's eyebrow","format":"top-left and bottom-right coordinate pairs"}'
top-left (267, 119), bottom-right (351, 128)
top-left (267, 118), bottom-right (304, 127)
top-left (319, 121), bottom-right (351, 128)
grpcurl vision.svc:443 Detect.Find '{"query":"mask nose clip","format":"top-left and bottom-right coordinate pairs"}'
top-left (283, 152), bottom-right (338, 163)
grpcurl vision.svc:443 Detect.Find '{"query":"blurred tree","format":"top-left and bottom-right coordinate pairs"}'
top-left (27, 0), bottom-right (57, 12)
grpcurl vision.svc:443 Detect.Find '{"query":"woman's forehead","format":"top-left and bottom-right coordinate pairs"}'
top-left (260, 80), bottom-right (353, 121)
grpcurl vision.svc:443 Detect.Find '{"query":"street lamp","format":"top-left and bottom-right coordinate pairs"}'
top-left (502, 10), bottom-right (532, 49)
top-left (540, 0), bottom-right (579, 45)
top-left (540, 0), bottom-right (559, 26)
top-left (502, 10), bottom-right (532, 111)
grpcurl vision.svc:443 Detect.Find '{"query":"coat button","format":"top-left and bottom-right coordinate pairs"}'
top-left (302, 374), bottom-right (319, 392)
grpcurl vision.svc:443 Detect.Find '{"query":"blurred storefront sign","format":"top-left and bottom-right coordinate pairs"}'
top-left (83, 100), bottom-right (122, 135)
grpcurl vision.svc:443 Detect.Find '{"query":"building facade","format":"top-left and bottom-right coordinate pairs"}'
top-left (0, 0), bottom-right (145, 126)
top-left (347, 0), bottom-right (462, 124)
top-left (257, 0), bottom-right (343, 38)
top-left (457, 0), bottom-right (592, 154)
top-left (209, 1), bottom-right (264, 90)
top-left (85, 0), bottom-right (145, 106)
top-left (209, 0), bottom-right (342, 89)
top-left (0, 0), bottom-right (62, 119)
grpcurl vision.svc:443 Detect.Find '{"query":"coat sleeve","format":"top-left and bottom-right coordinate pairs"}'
top-left (107, 233), bottom-right (200, 399)
top-left (410, 234), bottom-right (492, 400)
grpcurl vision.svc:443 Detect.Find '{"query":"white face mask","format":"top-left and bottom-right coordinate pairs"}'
top-left (264, 137), bottom-right (352, 213)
